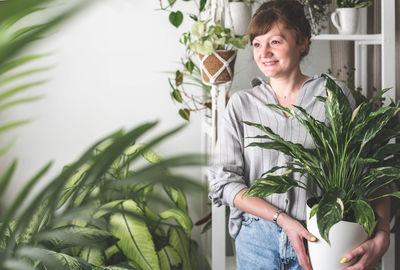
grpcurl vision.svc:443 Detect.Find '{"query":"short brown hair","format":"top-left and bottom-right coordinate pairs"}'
top-left (248, 0), bottom-right (311, 58)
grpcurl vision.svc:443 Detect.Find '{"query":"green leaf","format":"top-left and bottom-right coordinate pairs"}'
top-left (157, 246), bottom-right (182, 270)
top-left (17, 247), bottom-right (91, 270)
top-left (168, 226), bottom-right (191, 270)
top-left (172, 90), bottom-right (183, 103)
top-left (316, 188), bottom-right (346, 244)
top-left (179, 108), bottom-right (190, 120)
top-left (0, 160), bottom-right (17, 199)
top-left (309, 203), bottom-right (318, 219)
top-left (36, 226), bottom-right (118, 250)
top-left (160, 208), bottom-right (193, 237)
top-left (351, 200), bottom-right (375, 236)
top-left (109, 200), bottom-right (159, 270)
top-left (168, 0), bottom-right (177, 6)
top-left (0, 120), bottom-right (31, 135)
top-left (142, 148), bottom-right (162, 163)
top-left (169, 11), bottom-right (183, 28)
top-left (79, 247), bottom-right (105, 265)
top-left (185, 60), bottom-right (194, 73)
top-left (175, 70), bottom-right (183, 86)
top-left (199, 0), bottom-right (207, 11)
top-left (243, 175), bottom-right (299, 198)
top-left (163, 185), bottom-right (188, 213)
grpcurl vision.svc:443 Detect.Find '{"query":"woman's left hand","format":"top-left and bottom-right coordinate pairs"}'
top-left (341, 230), bottom-right (390, 270)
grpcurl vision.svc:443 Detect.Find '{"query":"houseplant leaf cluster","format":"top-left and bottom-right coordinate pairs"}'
top-left (243, 74), bottom-right (400, 243)
top-left (336, 0), bottom-right (372, 8)
top-left (0, 122), bottom-right (205, 269)
top-left (188, 20), bottom-right (248, 56)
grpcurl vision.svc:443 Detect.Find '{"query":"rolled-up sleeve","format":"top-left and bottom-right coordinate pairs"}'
top-left (208, 95), bottom-right (248, 208)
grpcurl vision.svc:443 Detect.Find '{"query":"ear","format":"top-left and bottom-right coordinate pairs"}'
top-left (300, 38), bottom-right (309, 52)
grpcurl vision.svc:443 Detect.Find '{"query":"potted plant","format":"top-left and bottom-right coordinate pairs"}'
top-left (186, 19), bottom-right (248, 85)
top-left (331, 0), bottom-right (372, 34)
top-left (299, 0), bottom-right (332, 35)
top-left (242, 75), bottom-right (400, 269)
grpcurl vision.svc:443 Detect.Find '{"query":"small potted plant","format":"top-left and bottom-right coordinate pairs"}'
top-left (331, 0), bottom-right (372, 34)
top-left (242, 75), bottom-right (400, 270)
top-left (299, 0), bottom-right (332, 35)
top-left (185, 19), bottom-right (248, 85)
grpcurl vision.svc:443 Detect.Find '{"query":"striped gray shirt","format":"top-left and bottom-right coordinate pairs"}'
top-left (208, 73), bottom-right (355, 238)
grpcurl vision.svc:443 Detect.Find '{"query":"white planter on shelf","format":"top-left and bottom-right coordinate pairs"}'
top-left (224, 2), bottom-right (252, 36)
top-left (331, 8), bottom-right (359, 34)
top-left (306, 203), bottom-right (369, 270)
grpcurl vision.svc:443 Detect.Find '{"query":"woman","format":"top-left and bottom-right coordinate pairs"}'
top-left (208, 1), bottom-right (390, 269)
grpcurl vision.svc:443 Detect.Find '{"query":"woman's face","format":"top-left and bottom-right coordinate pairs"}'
top-left (252, 22), bottom-right (306, 79)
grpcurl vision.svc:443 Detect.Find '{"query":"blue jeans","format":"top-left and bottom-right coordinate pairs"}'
top-left (235, 216), bottom-right (303, 270)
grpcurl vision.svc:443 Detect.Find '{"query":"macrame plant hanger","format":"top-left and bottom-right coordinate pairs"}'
top-left (203, 0), bottom-right (236, 151)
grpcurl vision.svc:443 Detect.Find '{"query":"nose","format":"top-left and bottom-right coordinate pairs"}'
top-left (261, 44), bottom-right (273, 58)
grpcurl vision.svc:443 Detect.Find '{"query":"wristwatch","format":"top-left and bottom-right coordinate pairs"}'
top-left (273, 209), bottom-right (284, 224)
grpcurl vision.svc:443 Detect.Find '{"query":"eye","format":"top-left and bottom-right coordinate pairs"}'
top-left (253, 42), bottom-right (260, 48)
top-left (270, 40), bottom-right (280, 45)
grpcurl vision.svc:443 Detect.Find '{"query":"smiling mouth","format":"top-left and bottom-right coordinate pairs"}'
top-left (263, 60), bottom-right (278, 66)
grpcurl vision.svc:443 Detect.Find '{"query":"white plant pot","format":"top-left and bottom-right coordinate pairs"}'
top-left (331, 8), bottom-right (359, 35)
top-left (224, 2), bottom-right (252, 36)
top-left (306, 204), bottom-right (369, 270)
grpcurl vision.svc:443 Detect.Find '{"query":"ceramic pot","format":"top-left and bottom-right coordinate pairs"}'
top-left (198, 50), bottom-right (237, 85)
top-left (306, 200), bottom-right (369, 270)
top-left (331, 8), bottom-right (359, 35)
top-left (224, 2), bottom-right (252, 36)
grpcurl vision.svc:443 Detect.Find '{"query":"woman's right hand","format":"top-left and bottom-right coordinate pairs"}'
top-left (277, 213), bottom-right (316, 270)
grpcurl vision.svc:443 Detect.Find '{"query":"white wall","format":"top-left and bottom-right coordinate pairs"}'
top-left (0, 1), bottom-right (204, 217)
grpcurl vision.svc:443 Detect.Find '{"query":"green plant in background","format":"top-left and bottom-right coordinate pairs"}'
top-left (59, 138), bottom-right (200, 269)
top-left (0, 122), bottom-right (204, 269)
top-left (188, 20), bottom-right (248, 56)
top-left (299, 0), bottom-right (332, 35)
top-left (0, 3), bottom-right (59, 155)
top-left (336, 0), bottom-right (372, 8)
top-left (243, 74), bottom-right (400, 243)
top-left (157, 0), bottom-right (248, 121)
top-left (158, 0), bottom-right (211, 121)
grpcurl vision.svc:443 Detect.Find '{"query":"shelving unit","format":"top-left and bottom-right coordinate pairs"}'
top-left (205, 0), bottom-right (396, 269)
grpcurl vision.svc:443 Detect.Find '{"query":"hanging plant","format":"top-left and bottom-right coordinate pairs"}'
top-left (157, 0), bottom-right (213, 121)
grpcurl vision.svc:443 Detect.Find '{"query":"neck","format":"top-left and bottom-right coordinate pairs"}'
top-left (269, 70), bottom-right (308, 97)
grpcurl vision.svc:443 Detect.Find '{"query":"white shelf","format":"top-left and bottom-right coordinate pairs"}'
top-left (311, 34), bottom-right (382, 45)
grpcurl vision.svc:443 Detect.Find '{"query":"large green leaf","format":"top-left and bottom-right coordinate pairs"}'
top-left (17, 247), bottom-right (91, 270)
top-left (157, 245), bottom-right (182, 270)
top-left (316, 188), bottom-right (346, 244)
top-left (168, 226), bottom-right (191, 270)
top-left (244, 175), bottom-right (299, 198)
top-left (36, 225), bottom-right (117, 250)
top-left (159, 208), bottom-right (193, 237)
top-left (351, 199), bottom-right (375, 236)
top-left (323, 75), bottom-right (352, 140)
top-left (109, 200), bottom-right (159, 270)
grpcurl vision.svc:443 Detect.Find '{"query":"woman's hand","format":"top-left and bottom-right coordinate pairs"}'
top-left (277, 213), bottom-right (316, 270)
top-left (341, 230), bottom-right (390, 270)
